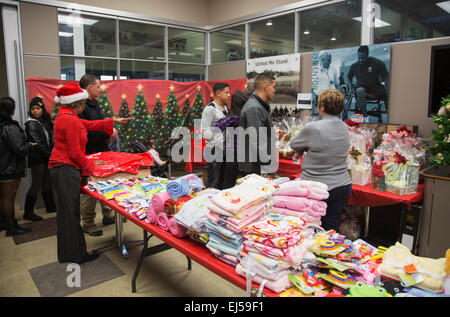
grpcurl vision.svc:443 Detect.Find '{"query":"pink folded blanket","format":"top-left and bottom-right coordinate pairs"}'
top-left (275, 180), bottom-right (329, 200)
top-left (152, 191), bottom-right (171, 214)
top-left (235, 263), bottom-right (292, 294)
top-left (210, 183), bottom-right (267, 215)
top-left (206, 204), bottom-right (266, 233)
top-left (157, 212), bottom-right (170, 231)
top-left (271, 207), bottom-right (323, 225)
top-left (208, 200), bottom-right (268, 220)
top-left (168, 217), bottom-right (187, 238)
top-left (146, 205), bottom-right (158, 225)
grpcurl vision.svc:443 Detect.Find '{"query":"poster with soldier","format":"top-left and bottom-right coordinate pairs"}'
top-left (311, 43), bottom-right (391, 124)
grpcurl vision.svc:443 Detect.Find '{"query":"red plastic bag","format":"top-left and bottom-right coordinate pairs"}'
top-left (86, 152), bottom-right (154, 177)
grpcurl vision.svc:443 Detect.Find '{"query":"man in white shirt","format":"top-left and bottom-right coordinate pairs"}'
top-left (312, 52), bottom-right (339, 115)
top-left (201, 82), bottom-right (230, 188)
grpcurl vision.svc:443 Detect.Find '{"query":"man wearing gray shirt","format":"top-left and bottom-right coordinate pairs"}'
top-left (290, 88), bottom-right (352, 230)
top-left (201, 82), bottom-right (230, 188)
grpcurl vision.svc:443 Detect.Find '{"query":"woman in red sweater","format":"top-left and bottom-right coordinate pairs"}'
top-left (49, 83), bottom-right (129, 264)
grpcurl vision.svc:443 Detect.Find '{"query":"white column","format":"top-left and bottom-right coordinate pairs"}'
top-left (361, 0), bottom-right (376, 45)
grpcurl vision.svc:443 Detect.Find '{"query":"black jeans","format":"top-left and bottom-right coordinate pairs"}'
top-left (50, 165), bottom-right (87, 263)
top-left (321, 183), bottom-right (352, 231)
top-left (27, 164), bottom-right (52, 196)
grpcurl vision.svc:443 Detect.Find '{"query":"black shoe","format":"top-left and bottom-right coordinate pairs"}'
top-left (5, 220), bottom-right (32, 236)
top-left (102, 216), bottom-right (115, 226)
top-left (75, 252), bottom-right (100, 264)
top-left (83, 225), bottom-right (103, 236)
top-left (23, 194), bottom-right (43, 221)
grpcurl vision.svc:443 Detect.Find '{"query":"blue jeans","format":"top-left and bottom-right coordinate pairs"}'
top-left (322, 184), bottom-right (352, 231)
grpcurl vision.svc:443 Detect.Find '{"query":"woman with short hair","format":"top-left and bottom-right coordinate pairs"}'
top-left (290, 88), bottom-right (352, 230)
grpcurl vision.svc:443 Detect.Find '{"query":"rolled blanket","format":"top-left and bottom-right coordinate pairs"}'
top-left (146, 204), bottom-right (158, 225)
top-left (166, 174), bottom-right (204, 198)
top-left (168, 217), bottom-right (187, 238)
top-left (164, 195), bottom-right (194, 217)
top-left (275, 180), bottom-right (329, 200)
top-left (152, 191), bottom-right (171, 214)
top-left (157, 212), bottom-right (170, 231)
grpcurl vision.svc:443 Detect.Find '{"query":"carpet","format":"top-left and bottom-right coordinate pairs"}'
top-left (12, 216), bottom-right (57, 245)
top-left (28, 254), bottom-right (124, 297)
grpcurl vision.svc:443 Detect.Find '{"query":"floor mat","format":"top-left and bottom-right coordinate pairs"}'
top-left (12, 217), bottom-right (57, 245)
top-left (28, 253), bottom-right (124, 297)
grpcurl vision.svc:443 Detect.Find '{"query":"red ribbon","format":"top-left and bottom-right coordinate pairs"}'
top-left (345, 120), bottom-right (361, 128)
top-left (396, 125), bottom-right (415, 136)
top-left (393, 152), bottom-right (408, 165)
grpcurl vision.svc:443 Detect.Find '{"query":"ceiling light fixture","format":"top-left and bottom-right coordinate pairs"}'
top-left (304, 31), bottom-right (310, 35)
top-left (266, 19), bottom-right (273, 26)
top-left (353, 17), bottom-right (391, 28)
top-left (331, 37), bottom-right (336, 41)
top-left (436, 1), bottom-right (450, 13)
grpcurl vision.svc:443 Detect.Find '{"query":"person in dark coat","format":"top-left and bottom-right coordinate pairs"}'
top-left (0, 97), bottom-right (36, 235)
top-left (23, 96), bottom-right (57, 221)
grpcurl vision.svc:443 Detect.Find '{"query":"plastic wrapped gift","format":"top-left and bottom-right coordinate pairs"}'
top-left (348, 146), bottom-right (372, 186)
top-left (382, 152), bottom-right (420, 195)
top-left (371, 160), bottom-right (386, 191)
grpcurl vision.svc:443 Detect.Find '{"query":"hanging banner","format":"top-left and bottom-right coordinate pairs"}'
top-left (25, 77), bottom-right (247, 115)
top-left (245, 53), bottom-right (300, 107)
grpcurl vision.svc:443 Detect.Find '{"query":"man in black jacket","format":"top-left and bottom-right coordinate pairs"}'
top-left (78, 74), bottom-right (115, 236)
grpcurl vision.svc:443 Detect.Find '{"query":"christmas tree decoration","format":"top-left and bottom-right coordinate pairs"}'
top-left (181, 94), bottom-right (192, 129)
top-left (128, 87), bottom-right (152, 147)
top-left (191, 87), bottom-right (205, 124)
top-left (161, 88), bottom-right (182, 152)
top-left (51, 102), bottom-right (62, 120)
top-left (98, 88), bottom-right (115, 119)
top-left (117, 95), bottom-right (133, 152)
top-left (428, 94), bottom-right (450, 166)
top-left (150, 96), bottom-right (165, 152)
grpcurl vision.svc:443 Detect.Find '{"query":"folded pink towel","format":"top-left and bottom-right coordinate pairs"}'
top-left (168, 217), bottom-right (187, 238)
top-left (309, 200), bottom-right (327, 217)
top-left (152, 191), bottom-right (171, 214)
top-left (271, 206), bottom-right (308, 218)
top-left (272, 196), bottom-right (312, 212)
top-left (157, 212), bottom-right (170, 231)
top-left (275, 180), bottom-right (329, 200)
top-left (146, 205), bottom-right (158, 225)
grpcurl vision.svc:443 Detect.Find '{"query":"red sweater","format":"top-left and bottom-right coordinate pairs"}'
top-left (48, 106), bottom-right (114, 176)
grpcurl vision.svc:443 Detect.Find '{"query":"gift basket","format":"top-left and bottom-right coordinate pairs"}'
top-left (382, 151), bottom-right (420, 195)
top-left (346, 120), bottom-right (377, 186)
top-left (275, 116), bottom-right (312, 160)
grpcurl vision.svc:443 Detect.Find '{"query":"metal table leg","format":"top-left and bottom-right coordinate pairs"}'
top-left (364, 206), bottom-right (371, 237)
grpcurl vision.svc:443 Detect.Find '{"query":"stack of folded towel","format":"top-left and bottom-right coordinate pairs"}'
top-left (271, 179), bottom-right (329, 225)
top-left (204, 183), bottom-right (271, 266)
top-left (236, 213), bottom-right (317, 293)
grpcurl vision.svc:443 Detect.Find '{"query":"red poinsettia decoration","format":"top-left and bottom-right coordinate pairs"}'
top-left (396, 125), bottom-right (415, 136)
top-left (345, 119), bottom-right (361, 128)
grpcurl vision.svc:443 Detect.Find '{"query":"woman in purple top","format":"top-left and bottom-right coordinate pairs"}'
top-left (213, 90), bottom-right (248, 189)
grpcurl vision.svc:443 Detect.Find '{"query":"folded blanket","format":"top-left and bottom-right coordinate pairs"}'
top-left (275, 180), bottom-right (329, 200)
top-left (206, 239), bottom-right (240, 257)
top-left (242, 214), bottom-right (308, 237)
top-left (240, 255), bottom-right (291, 281)
top-left (157, 212), bottom-right (170, 231)
top-left (239, 250), bottom-right (292, 271)
top-left (206, 204), bottom-right (266, 233)
top-left (207, 199), bottom-right (269, 220)
top-left (235, 263), bottom-right (292, 294)
top-left (152, 191), bottom-right (171, 214)
top-left (237, 174), bottom-right (280, 196)
top-left (210, 183), bottom-right (268, 215)
top-left (173, 189), bottom-right (220, 232)
top-left (271, 206), bottom-right (308, 218)
top-left (146, 204), bottom-right (158, 225)
top-left (187, 230), bottom-right (209, 245)
top-left (243, 229), bottom-right (304, 249)
top-left (166, 174), bottom-right (204, 198)
top-left (204, 220), bottom-right (243, 242)
top-left (164, 195), bottom-right (194, 217)
top-left (206, 244), bottom-right (239, 267)
top-left (168, 217), bottom-right (187, 238)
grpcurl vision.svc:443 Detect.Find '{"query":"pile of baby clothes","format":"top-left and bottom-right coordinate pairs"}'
top-left (173, 188), bottom-right (220, 245)
top-left (271, 179), bottom-right (329, 226)
top-left (236, 213), bottom-right (317, 294)
top-left (204, 183), bottom-right (271, 266)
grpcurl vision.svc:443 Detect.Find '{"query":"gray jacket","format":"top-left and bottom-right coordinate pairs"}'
top-left (290, 113), bottom-right (351, 190)
top-left (238, 93), bottom-right (275, 173)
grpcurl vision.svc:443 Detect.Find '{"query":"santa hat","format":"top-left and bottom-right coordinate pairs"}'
top-left (55, 83), bottom-right (88, 105)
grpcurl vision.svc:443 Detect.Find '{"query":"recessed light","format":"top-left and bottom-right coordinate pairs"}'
top-left (331, 37), bottom-right (336, 41)
top-left (266, 20), bottom-right (273, 26)
top-left (304, 31), bottom-right (310, 35)
top-left (437, 1), bottom-right (450, 14)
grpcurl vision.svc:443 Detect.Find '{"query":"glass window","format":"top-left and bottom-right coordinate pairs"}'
top-left (299, 0), bottom-right (362, 53)
top-left (119, 21), bottom-right (165, 60)
top-left (120, 60), bottom-right (165, 79)
top-left (250, 13), bottom-right (295, 58)
top-left (407, 17), bottom-right (432, 41)
top-left (58, 13), bottom-right (116, 58)
top-left (168, 64), bottom-right (204, 82)
top-left (374, 3), bottom-right (403, 44)
top-left (60, 57), bottom-right (116, 81)
top-left (211, 25), bottom-right (245, 63)
top-left (168, 28), bottom-right (205, 64)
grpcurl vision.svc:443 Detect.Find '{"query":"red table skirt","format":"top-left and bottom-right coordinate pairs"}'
top-left (277, 158), bottom-right (302, 179)
top-left (81, 187), bottom-right (279, 297)
top-left (347, 183), bottom-right (424, 210)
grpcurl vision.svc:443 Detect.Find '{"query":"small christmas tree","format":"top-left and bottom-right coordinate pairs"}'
top-left (191, 86), bottom-right (205, 124)
top-left (129, 86), bottom-right (152, 146)
top-left (181, 94), bottom-right (192, 129)
top-left (98, 88), bottom-right (115, 119)
top-left (150, 95), bottom-right (165, 153)
top-left (161, 87), bottom-right (182, 151)
top-left (428, 95), bottom-right (450, 166)
top-left (117, 95), bottom-right (133, 152)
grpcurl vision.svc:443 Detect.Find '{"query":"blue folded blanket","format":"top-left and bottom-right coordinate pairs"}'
top-left (166, 174), bottom-right (204, 198)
